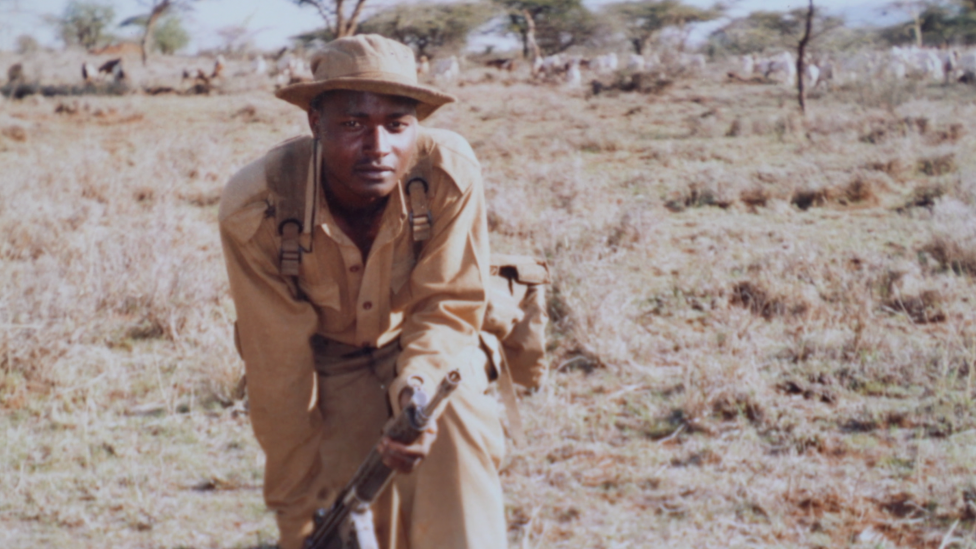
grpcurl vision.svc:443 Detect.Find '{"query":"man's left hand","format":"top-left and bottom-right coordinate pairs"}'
top-left (377, 387), bottom-right (439, 473)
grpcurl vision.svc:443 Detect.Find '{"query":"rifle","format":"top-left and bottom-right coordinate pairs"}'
top-left (303, 370), bottom-right (462, 549)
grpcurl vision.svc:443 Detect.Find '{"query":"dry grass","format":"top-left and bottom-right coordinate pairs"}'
top-left (2, 53), bottom-right (976, 548)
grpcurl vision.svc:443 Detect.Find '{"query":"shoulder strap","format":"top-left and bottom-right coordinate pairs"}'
top-left (405, 155), bottom-right (433, 246)
top-left (265, 137), bottom-right (319, 278)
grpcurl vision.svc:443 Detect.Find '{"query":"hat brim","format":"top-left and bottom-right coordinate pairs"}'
top-left (275, 77), bottom-right (457, 121)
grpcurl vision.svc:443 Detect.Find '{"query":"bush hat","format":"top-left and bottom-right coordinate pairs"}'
top-left (275, 34), bottom-right (456, 121)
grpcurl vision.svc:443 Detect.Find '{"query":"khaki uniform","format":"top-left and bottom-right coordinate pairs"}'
top-left (218, 127), bottom-right (507, 549)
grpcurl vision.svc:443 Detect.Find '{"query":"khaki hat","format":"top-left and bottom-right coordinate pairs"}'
top-left (275, 34), bottom-right (457, 120)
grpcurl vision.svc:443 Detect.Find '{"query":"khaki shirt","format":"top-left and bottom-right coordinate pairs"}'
top-left (218, 126), bottom-right (489, 514)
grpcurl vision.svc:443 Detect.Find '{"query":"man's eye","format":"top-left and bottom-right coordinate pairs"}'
top-left (388, 121), bottom-right (407, 130)
top-left (342, 121), bottom-right (360, 128)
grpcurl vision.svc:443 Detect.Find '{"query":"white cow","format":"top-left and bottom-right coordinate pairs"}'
top-left (763, 51), bottom-right (795, 84)
top-left (82, 62), bottom-right (100, 83)
top-left (251, 56), bottom-right (267, 76)
top-left (590, 53), bottom-right (618, 74)
top-left (433, 56), bottom-right (460, 83)
top-left (626, 54), bottom-right (645, 72)
top-left (960, 50), bottom-right (976, 80)
top-left (740, 54), bottom-right (755, 77)
top-left (910, 49), bottom-right (943, 81)
top-left (565, 59), bottom-right (581, 87)
top-left (542, 54), bottom-right (564, 76)
top-left (805, 63), bottom-right (820, 89)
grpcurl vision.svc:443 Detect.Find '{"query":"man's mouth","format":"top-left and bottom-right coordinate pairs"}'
top-left (355, 165), bottom-right (394, 176)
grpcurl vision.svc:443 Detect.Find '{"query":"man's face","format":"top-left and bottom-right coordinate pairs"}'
top-left (308, 90), bottom-right (419, 209)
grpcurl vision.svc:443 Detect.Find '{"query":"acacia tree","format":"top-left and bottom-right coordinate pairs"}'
top-left (882, 1), bottom-right (936, 47)
top-left (55, 1), bottom-right (116, 50)
top-left (291, 0), bottom-right (368, 39)
top-left (497, 0), bottom-right (597, 56)
top-left (881, 1), bottom-right (976, 45)
top-left (605, 0), bottom-right (722, 55)
top-left (359, 2), bottom-right (497, 58)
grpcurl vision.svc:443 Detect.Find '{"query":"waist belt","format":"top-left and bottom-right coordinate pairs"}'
top-left (310, 335), bottom-right (401, 377)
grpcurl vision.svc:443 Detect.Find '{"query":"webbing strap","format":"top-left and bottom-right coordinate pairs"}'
top-left (407, 178), bottom-right (432, 242)
top-left (496, 351), bottom-right (527, 447)
top-left (280, 221), bottom-right (302, 277)
top-left (480, 332), bottom-right (526, 447)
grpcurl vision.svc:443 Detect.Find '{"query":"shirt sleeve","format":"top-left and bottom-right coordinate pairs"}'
top-left (391, 155), bottom-right (490, 404)
top-left (219, 197), bottom-right (324, 518)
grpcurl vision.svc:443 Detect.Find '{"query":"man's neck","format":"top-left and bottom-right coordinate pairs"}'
top-left (322, 178), bottom-right (390, 260)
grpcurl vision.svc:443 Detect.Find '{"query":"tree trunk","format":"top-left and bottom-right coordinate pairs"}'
top-left (140, 1), bottom-right (171, 67)
top-left (913, 14), bottom-right (922, 48)
top-left (796, 0), bottom-right (814, 115)
top-left (523, 9), bottom-right (541, 66)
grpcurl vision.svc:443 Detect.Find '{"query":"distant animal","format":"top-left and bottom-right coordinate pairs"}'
top-left (274, 54), bottom-right (313, 86)
top-left (212, 55), bottom-right (226, 79)
top-left (252, 56), bottom-right (268, 76)
top-left (941, 50), bottom-right (959, 84)
top-left (538, 54), bottom-right (566, 78)
top-left (81, 62), bottom-right (99, 83)
top-left (740, 55), bottom-right (755, 77)
top-left (565, 60), bottom-right (581, 87)
top-left (485, 58), bottom-right (515, 72)
top-left (432, 56), bottom-right (460, 83)
top-left (763, 51), bottom-right (795, 84)
top-left (97, 58), bottom-right (126, 83)
top-left (590, 53), bottom-right (618, 74)
top-left (7, 63), bottom-right (24, 84)
top-left (626, 54), bottom-right (645, 72)
top-left (959, 50), bottom-right (976, 82)
top-left (805, 63), bottom-right (820, 89)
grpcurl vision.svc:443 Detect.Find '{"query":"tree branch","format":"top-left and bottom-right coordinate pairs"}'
top-left (343, 0), bottom-right (368, 37)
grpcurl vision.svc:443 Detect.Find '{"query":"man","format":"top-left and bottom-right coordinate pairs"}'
top-left (218, 35), bottom-right (506, 549)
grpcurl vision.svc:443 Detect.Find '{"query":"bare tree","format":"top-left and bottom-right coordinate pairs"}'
top-left (291, 0), bottom-right (368, 39)
top-left (797, 0), bottom-right (813, 114)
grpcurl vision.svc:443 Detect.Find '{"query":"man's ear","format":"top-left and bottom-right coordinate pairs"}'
top-left (307, 109), bottom-right (320, 138)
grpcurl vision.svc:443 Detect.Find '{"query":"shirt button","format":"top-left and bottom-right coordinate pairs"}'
top-left (349, 265), bottom-right (361, 273)
top-left (363, 302), bottom-right (373, 310)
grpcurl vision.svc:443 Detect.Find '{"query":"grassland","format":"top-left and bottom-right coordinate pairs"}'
top-left (1, 62), bottom-right (975, 548)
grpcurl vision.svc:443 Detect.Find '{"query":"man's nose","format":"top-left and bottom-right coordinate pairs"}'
top-left (363, 125), bottom-right (391, 157)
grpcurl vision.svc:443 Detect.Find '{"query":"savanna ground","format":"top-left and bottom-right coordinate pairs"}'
top-left (2, 57), bottom-right (976, 548)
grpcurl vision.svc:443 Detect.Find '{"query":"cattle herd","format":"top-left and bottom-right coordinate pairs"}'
top-left (3, 43), bottom-right (976, 100)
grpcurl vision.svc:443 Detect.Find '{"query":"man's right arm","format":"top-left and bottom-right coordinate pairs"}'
top-left (218, 162), bottom-right (324, 517)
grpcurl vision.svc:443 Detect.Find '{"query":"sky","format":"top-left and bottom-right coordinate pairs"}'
top-left (0, 0), bottom-right (903, 54)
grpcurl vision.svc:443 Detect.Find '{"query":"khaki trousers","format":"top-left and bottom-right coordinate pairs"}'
top-left (275, 337), bottom-right (508, 549)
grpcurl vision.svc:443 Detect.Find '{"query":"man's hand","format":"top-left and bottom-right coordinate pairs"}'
top-left (377, 387), bottom-right (439, 473)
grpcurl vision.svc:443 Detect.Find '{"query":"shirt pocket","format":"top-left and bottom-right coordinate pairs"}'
top-left (390, 258), bottom-right (413, 296)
